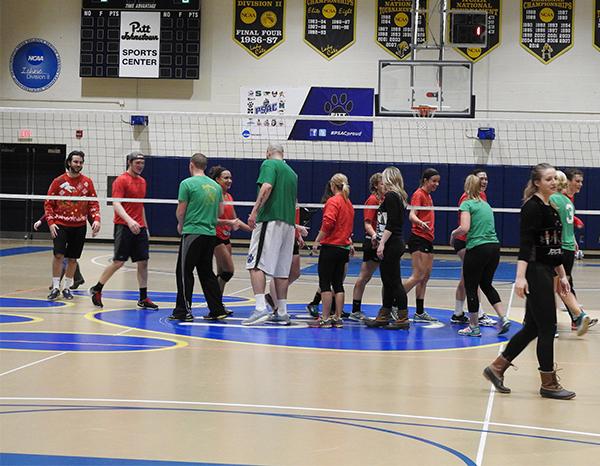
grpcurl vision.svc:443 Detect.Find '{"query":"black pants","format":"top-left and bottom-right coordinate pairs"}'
top-left (463, 243), bottom-right (501, 314)
top-left (318, 245), bottom-right (349, 294)
top-left (562, 249), bottom-right (576, 297)
top-left (379, 237), bottom-right (408, 310)
top-left (503, 262), bottom-right (557, 371)
top-left (173, 234), bottom-right (224, 318)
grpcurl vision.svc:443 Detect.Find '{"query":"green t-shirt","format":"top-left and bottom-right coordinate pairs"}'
top-left (178, 175), bottom-right (223, 235)
top-left (459, 199), bottom-right (499, 249)
top-left (550, 193), bottom-right (575, 251)
top-left (256, 159), bottom-right (297, 225)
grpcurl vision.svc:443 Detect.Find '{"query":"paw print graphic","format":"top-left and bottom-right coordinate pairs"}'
top-left (323, 93), bottom-right (353, 117)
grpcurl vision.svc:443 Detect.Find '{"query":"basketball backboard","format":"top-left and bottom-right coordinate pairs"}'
top-left (377, 60), bottom-right (474, 118)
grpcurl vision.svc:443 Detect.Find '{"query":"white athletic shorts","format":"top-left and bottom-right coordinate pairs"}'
top-left (246, 220), bottom-right (295, 278)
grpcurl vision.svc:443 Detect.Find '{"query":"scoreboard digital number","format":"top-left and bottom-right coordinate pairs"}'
top-left (80, 0), bottom-right (200, 79)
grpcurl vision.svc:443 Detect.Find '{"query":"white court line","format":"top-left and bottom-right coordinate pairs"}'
top-left (0, 396), bottom-right (598, 440)
top-left (475, 282), bottom-right (516, 466)
top-left (0, 352), bottom-right (66, 378)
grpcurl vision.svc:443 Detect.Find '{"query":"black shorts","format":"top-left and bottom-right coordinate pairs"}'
top-left (113, 224), bottom-right (149, 262)
top-left (293, 240), bottom-right (299, 256)
top-left (53, 225), bottom-right (86, 259)
top-left (362, 238), bottom-right (380, 263)
top-left (215, 237), bottom-right (231, 246)
top-left (407, 233), bottom-right (434, 254)
top-left (453, 238), bottom-right (467, 253)
top-left (562, 249), bottom-right (575, 277)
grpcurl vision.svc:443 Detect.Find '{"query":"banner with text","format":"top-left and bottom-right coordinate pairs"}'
top-left (233, 0), bottom-right (285, 58)
top-left (240, 87), bottom-right (373, 142)
top-left (451, 0), bottom-right (501, 62)
top-left (119, 11), bottom-right (161, 78)
top-left (376, 0), bottom-right (427, 60)
top-left (595, 0), bottom-right (600, 52)
top-left (304, 0), bottom-right (356, 60)
top-left (520, 0), bottom-right (574, 64)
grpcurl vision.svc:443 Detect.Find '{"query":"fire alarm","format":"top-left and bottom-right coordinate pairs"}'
top-left (76, 129), bottom-right (84, 139)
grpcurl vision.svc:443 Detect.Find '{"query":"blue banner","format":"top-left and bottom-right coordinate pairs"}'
top-left (288, 87), bottom-right (374, 142)
top-left (10, 39), bottom-right (61, 92)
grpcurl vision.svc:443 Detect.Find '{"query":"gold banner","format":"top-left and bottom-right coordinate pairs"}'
top-left (451, 0), bottom-right (501, 62)
top-left (375, 0), bottom-right (428, 60)
top-left (304, 0), bottom-right (356, 60)
top-left (233, 0), bottom-right (285, 58)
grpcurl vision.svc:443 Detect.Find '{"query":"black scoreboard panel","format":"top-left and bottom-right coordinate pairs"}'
top-left (80, 0), bottom-right (200, 79)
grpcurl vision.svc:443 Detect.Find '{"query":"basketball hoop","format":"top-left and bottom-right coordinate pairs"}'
top-left (411, 105), bottom-right (437, 118)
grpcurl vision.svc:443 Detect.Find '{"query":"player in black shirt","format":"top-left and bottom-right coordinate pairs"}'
top-left (483, 163), bottom-right (575, 400)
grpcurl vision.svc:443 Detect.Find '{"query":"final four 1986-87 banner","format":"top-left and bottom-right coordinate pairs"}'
top-left (233, 0), bottom-right (285, 58)
top-left (376, 0), bottom-right (427, 60)
top-left (304, 0), bottom-right (356, 59)
top-left (451, 0), bottom-right (501, 62)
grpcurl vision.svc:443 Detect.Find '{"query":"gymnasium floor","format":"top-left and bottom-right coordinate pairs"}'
top-left (1, 239), bottom-right (599, 465)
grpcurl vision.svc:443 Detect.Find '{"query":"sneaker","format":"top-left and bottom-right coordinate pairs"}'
top-left (340, 310), bottom-right (350, 319)
top-left (589, 318), bottom-right (598, 329)
top-left (450, 313), bottom-right (469, 324)
top-left (573, 313), bottom-right (591, 337)
top-left (309, 318), bottom-right (332, 328)
top-left (331, 317), bottom-right (344, 328)
top-left (268, 313), bottom-right (292, 326)
top-left (90, 287), bottom-right (103, 307)
top-left (306, 303), bottom-right (320, 318)
top-left (390, 307), bottom-right (399, 321)
top-left (458, 325), bottom-right (481, 337)
top-left (168, 312), bottom-right (194, 322)
top-left (498, 317), bottom-right (511, 335)
top-left (478, 313), bottom-right (497, 327)
top-left (413, 311), bottom-right (438, 323)
top-left (137, 298), bottom-right (159, 310)
top-left (71, 278), bottom-right (85, 290)
top-left (225, 308), bottom-right (234, 317)
top-left (349, 311), bottom-right (366, 322)
top-left (242, 308), bottom-right (271, 326)
top-left (203, 310), bottom-right (229, 320)
top-left (265, 293), bottom-right (277, 312)
top-left (62, 288), bottom-right (74, 300)
top-left (48, 288), bottom-right (60, 300)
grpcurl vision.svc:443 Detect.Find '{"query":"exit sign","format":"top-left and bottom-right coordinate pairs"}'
top-left (18, 129), bottom-right (32, 140)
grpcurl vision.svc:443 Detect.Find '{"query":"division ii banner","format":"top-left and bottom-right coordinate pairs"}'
top-left (520, 0), bottom-right (574, 64)
top-left (376, 0), bottom-right (427, 60)
top-left (304, 0), bottom-right (356, 60)
top-left (595, 0), bottom-right (600, 53)
top-left (450, 0), bottom-right (501, 62)
top-left (233, 0), bottom-right (285, 58)
top-left (119, 11), bottom-right (161, 78)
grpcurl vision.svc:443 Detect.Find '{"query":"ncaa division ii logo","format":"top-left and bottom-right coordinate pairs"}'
top-left (10, 38), bottom-right (61, 92)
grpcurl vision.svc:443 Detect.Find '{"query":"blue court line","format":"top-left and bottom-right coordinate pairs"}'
top-left (0, 246), bottom-right (52, 257)
top-left (0, 453), bottom-right (243, 466)
top-left (0, 297), bottom-right (66, 308)
top-left (0, 315), bottom-right (34, 324)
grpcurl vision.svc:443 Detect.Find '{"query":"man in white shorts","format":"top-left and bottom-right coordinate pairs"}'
top-left (243, 143), bottom-right (298, 326)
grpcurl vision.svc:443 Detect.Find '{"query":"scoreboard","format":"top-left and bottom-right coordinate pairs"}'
top-left (80, 0), bottom-right (200, 79)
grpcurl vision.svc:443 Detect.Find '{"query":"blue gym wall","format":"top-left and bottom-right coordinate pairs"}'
top-left (144, 156), bottom-right (599, 250)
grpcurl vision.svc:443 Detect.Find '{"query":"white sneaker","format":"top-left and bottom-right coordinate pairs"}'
top-left (242, 308), bottom-right (271, 326)
top-left (268, 313), bottom-right (292, 326)
top-left (478, 313), bottom-right (497, 327)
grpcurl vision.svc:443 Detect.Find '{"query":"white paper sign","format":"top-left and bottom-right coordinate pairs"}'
top-left (119, 11), bottom-right (160, 78)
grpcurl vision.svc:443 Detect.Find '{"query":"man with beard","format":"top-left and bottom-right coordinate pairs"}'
top-left (44, 150), bottom-right (101, 300)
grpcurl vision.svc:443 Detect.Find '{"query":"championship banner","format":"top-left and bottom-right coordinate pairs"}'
top-left (304, 0), bottom-right (356, 60)
top-left (233, 0), bottom-right (285, 58)
top-left (520, 0), bottom-right (574, 64)
top-left (376, 0), bottom-right (427, 60)
top-left (119, 11), bottom-right (161, 78)
top-left (240, 87), bottom-right (373, 142)
top-left (451, 0), bottom-right (501, 62)
top-left (594, 0), bottom-right (600, 52)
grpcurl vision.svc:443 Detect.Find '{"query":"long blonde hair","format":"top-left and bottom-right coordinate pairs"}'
top-left (464, 174), bottom-right (483, 201)
top-left (523, 163), bottom-right (554, 202)
top-left (555, 170), bottom-right (568, 192)
top-left (382, 166), bottom-right (408, 205)
top-left (330, 173), bottom-right (350, 200)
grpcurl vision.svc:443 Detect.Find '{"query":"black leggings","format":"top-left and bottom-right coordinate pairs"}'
top-left (562, 249), bottom-right (576, 297)
top-left (463, 243), bottom-right (501, 314)
top-left (318, 245), bottom-right (349, 294)
top-left (379, 237), bottom-right (408, 310)
top-left (503, 262), bottom-right (557, 372)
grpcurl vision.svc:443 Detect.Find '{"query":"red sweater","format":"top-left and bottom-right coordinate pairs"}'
top-left (320, 193), bottom-right (354, 246)
top-left (44, 173), bottom-right (100, 227)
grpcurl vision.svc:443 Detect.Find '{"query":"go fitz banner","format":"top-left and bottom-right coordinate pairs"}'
top-left (119, 11), bottom-right (161, 78)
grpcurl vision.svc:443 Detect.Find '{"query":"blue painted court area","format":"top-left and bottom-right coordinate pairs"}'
top-left (301, 257), bottom-right (517, 282)
top-left (0, 314), bottom-right (34, 324)
top-left (0, 297), bottom-right (66, 308)
top-left (0, 331), bottom-right (181, 352)
top-left (71, 290), bottom-right (247, 304)
top-left (93, 304), bottom-right (522, 351)
top-left (0, 246), bottom-right (52, 257)
top-left (0, 453), bottom-right (240, 466)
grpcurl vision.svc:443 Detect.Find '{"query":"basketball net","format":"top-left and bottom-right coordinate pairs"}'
top-left (411, 105), bottom-right (437, 118)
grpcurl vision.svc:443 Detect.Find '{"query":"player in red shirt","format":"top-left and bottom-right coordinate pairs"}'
top-left (403, 168), bottom-right (440, 322)
top-left (350, 172), bottom-right (384, 321)
top-left (208, 166), bottom-right (252, 300)
top-left (310, 173), bottom-right (355, 328)
top-left (44, 150), bottom-right (100, 301)
top-left (89, 152), bottom-right (157, 309)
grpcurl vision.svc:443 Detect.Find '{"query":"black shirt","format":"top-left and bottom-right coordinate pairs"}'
top-left (518, 195), bottom-right (563, 267)
top-left (376, 191), bottom-right (405, 239)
